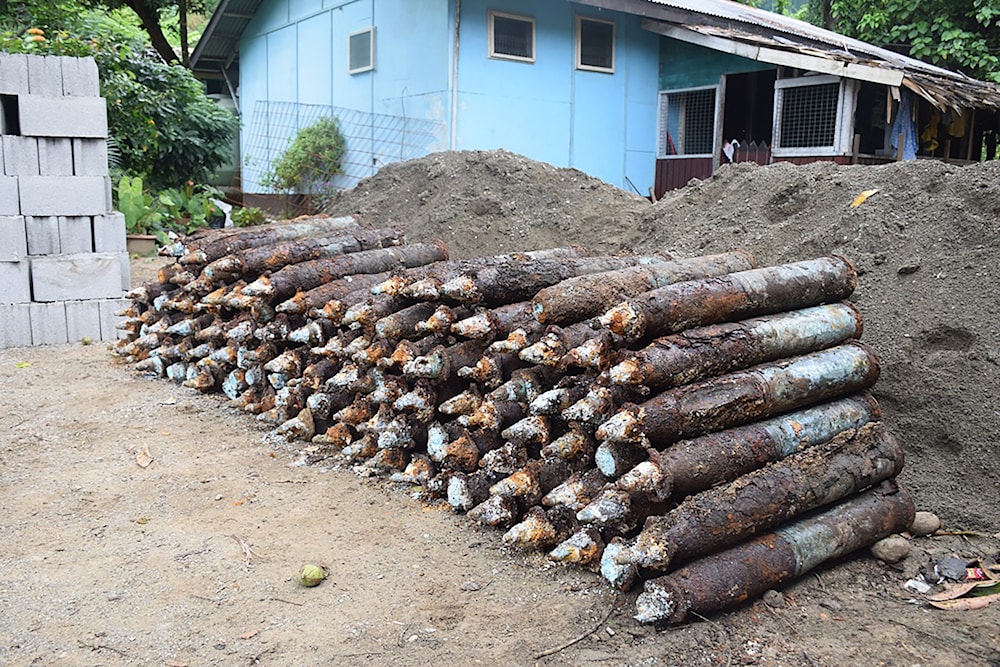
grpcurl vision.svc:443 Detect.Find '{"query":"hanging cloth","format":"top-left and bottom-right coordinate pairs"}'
top-left (891, 91), bottom-right (918, 160)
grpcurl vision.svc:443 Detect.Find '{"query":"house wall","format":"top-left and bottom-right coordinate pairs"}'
top-left (658, 39), bottom-right (773, 90)
top-left (240, 0), bottom-right (452, 192)
top-left (455, 1), bottom-right (661, 192)
top-left (239, 0), bottom-right (661, 194)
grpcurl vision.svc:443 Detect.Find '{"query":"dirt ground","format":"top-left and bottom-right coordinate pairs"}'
top-left (2, 151), bottom-right (1000, 666)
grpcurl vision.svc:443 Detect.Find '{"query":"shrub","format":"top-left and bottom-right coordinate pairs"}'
top-left (264, 116), bottom-right (346, 196)
top-left (231, 206), bottom-right (268, 228)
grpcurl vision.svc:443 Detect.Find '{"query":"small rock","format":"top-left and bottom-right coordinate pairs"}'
top-left (910, 511), bottom-right (941, 537)
top-left (897, 262), bottom-right (920, 275)
top-left (871, 535), bottom-right (911, 563)
top-left (762, 589), bottom-right (785, 608)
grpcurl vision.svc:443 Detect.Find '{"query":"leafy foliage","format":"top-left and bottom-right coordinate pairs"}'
top-left (264, 117), bottom-right (347, 196)
top-left (231, 206), bottom-right (268, 228)
top-left (1, 6), bottom-right (237, 190)
top-left (798, 0), bottom-right (1000, 82)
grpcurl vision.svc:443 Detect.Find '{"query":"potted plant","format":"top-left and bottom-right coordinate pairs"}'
top-left (117, 175), bottom-right (165, 255)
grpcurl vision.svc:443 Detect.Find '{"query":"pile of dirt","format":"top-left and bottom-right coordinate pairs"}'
top-left (329, 150), bottom-right (1000, 533)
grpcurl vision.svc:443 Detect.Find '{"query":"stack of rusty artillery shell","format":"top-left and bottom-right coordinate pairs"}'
top-left (117, 226), bottom-right (913, 624)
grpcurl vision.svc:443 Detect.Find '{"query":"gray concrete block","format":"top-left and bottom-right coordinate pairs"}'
top-left (19, 96), bottom-right (108, 138)
top-left (98, 298), bottom-right (131, 341)
top-left (58, 216), bottom-right (93, 254)
top-left (26, 54), bottom-right (63, 97)
top-left (104, 176), bottom-right (112, 212)
top-left (0, 215), bottom-right (26, 261)
top-left (72, 138), bottom-right (108, 176)
top-left (115, 250), bottom-right (131, 290)
top-left (93, 212), bottom-right (126, 253)
top-left (25, 216), bottom-right (60, 255)
top-left (19, 176), bottom-right (107, 216)
top-left (30, 252), bottom-right (125, 302)
top-left (38, 137), bottom-right (73, 176)
top-left (29, 301), bottom-right (68, 345)
top-left (60, 56), bottom-right (99, 97)
top-left (0, 53), bottom-right (29, 96)
top-left (65, 299), bottom-right (102, 342)
top-left (3, 135), bottom-right (39, 176)
top-left (0, 175), bottom-right (18, 215)
top-left (0, 303), bottom-right (32, 347)
top-left (0, 260), bottom-right (30, 303)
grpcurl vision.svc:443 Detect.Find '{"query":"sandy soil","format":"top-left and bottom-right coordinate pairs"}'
top-left (2, 152), bottom-right (1000, 666)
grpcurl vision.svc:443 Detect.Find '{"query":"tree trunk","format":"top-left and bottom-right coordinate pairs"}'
top-left (126, 0), bottom-right (180, 64)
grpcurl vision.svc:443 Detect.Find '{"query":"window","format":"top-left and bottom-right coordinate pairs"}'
top-left (576, 17), bottom-right (614, 72)
top-left (773, 76), bottom-right (851, 153)
top-left (657, 87), bottom-right (718, 157)
top-left (349, 27), bottom-right (375, 74)
top-left (489, 11), bottom-right (534, 62)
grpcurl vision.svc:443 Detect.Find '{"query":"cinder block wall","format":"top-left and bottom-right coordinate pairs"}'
top-left (0, 53), bottom-right (129, 349)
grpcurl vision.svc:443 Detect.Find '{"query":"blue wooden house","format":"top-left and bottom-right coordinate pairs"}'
top-left (192, 0), bottom-right (1000, 202)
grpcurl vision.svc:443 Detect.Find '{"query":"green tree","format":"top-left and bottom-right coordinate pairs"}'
top-left (1, 1), bottom-right (237, 189)
top-left (800, 0), bottom-right (1000, 82)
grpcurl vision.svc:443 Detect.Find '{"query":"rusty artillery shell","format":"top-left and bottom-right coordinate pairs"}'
top-left (609, 303), bottom-right (863, 389)
top-left (165, 312), bottom-right (216, 338)
top-left (342, 433), bottom-right (379, 462)
top-left (390, 453), bottom-right (436, 485)
top-left (387, 334), bottom-right (445, 369)
top-left (241, 240), bottom-right (449, 299)
top-left (592, 393), bottom-right (880, 482)
top-left (541, 467), bottom-right (609, 510)
top-left (604, 422), bottom-right (903, 590)
top-left (529, 383), bottom-right (590, 415)
top-left (451, 301), bottom-right (534, 339)
top-left (416, 305), bottom-right (472, 335)
top-left (393, 380), bottom-right (436, 413)
top-left (305, 389), bottom-right (354, 420)
top-left (467, 494), bottom-right (521, 527)
top-left (501, 415), bottom-right (555, 448)
top-left (439, 255), bottom-right (671, 306)
top-left (403, 339), bottom-right (490, 382)
top-left (276, 271), bottom-right (392, 315)
top-left (479, 440), bottom-right (528, 476)
top-left (633, 480), bottom-right (914, 624)
top-left (503, 505), bottom-right (577, 550)
top-left (466, 397), bottom-right (526, 432)
top-left (287, 319), bottom-right (338, 346)
top-left (202, 227), bottom-right (403, 280)
top-left (176, 215), bottom-right (361, 265)
top-left (600, 255), bottom-right (857, 342)
top-left (381, 247), bottom-right (590, 299)
top-left (487, 366), bottom-right (561, 404)
top-left (344, 294), bottom-right (416, 329)
top-left (548, 526), bottom-right (605, 566)
top-left (563, 384), bottom-right (643, 426)
top-left (486, 323), bottom-right (545, 354)
top-left (313, 421), bottom-right (354, 447)
top-left (275, 407), bottom-right (316, 441)
top-left (532, 250), bottom-right (758, 325)
top-left (518, 320), bottom-right (602, 367)
top-left (561, 331), bottom-right (625, 371)
top-left (456, 351), bottom-right (527, 389)
top-left (449, 470), bottom-right (501, 512)
top-left (595, 341), bottom-right (879, 447)
top-left (655, 393), bottom-right (881, 498)
top-left (539, 423), bottom-right (597, 463)
top-left (438, 387), bottom-right (483, 416)
top-left (490, 459), bottom-right (573, 505)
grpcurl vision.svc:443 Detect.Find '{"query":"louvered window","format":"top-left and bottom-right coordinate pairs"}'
top-left (577, 17), bottom-right (614, 72)
top-left (489, 11), bottom-right (534, 63)
top-left (349, 27), bottom-right (375, 74)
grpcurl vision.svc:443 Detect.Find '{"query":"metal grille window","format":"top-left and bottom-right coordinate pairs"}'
top-left (776, 81), bottom-right (840, 148)
top-left (577, 17), bottom-right (614, 72)
top-left (349, 27), bottom-right (375, 74)
top-left (658, 87), bottom-right (717, 157)
top-left (489, 11), bottom-right (534, 62)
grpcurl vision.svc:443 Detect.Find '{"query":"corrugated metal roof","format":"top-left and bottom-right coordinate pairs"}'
top-left (584, 0), bottom-right (1000, 110)
top-left (190, 0), bottom-right (263, 74)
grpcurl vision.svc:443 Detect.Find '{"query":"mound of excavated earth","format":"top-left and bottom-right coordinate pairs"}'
top-left (328, 150), bottom-right (1000, 532)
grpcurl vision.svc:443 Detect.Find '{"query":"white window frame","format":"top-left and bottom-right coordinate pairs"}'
top-left (575, 16), bottom-right (615, 73)
top-left (656, 85), bottom-right (721, 159)
top-left (488, 10), bottom-right (535, 63)
top-left (772, 75), bottom-right (858, 157)
top-left (348, 26), bottom-right (376, 74)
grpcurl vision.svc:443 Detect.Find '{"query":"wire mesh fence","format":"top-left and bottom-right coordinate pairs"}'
top-left (242, 100), bottom-right (446, 215)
